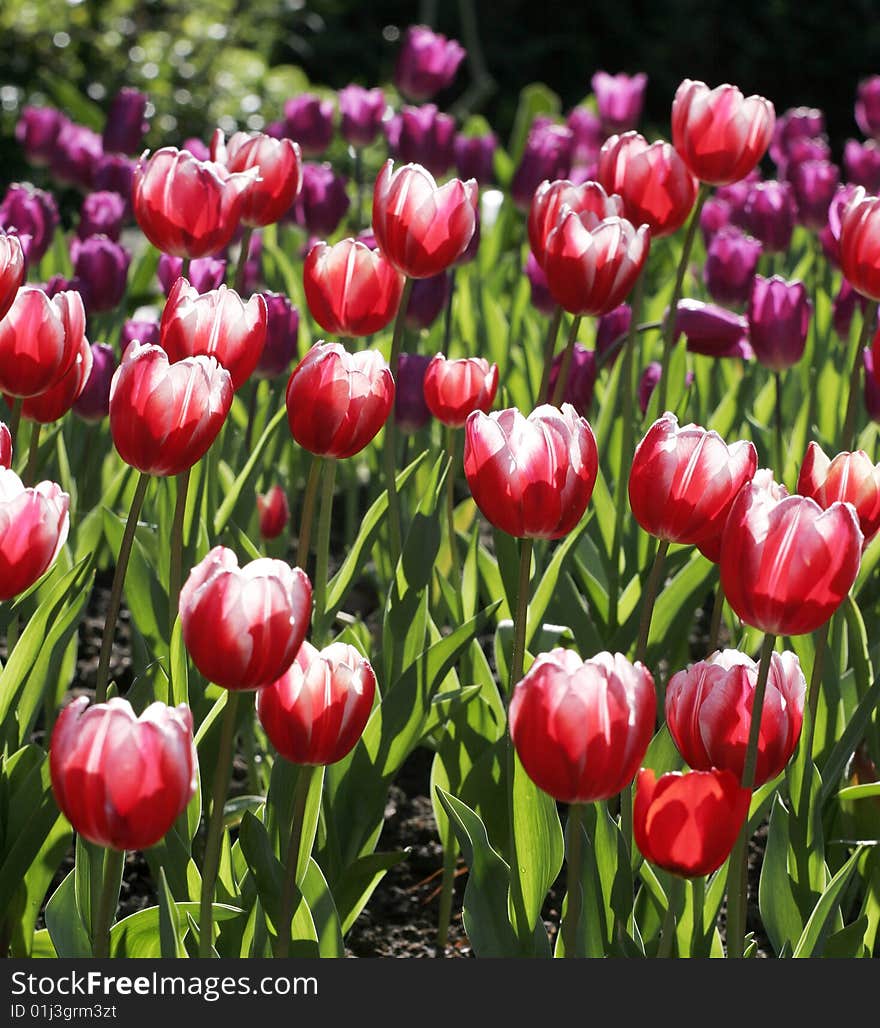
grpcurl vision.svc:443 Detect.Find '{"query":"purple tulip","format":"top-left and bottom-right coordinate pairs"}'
top-left (356, 228), bottom-right (378, 250)
top-left (102, 87), bottom-right (149, 156)
top-left (591, 71), bottom-right (647, 135)
top-left (386, 105), bottom-right (456, 179)
top-left (844, 139), bottom-right (880, 193)
top-left (394, 24), bottom-right (466, 103)
top-left (43, 273), bottom-right (74, 297)
top-left (638, 362), bottom-right (662, 414)
top-left (700, 196), bottom-right (732, 247)
top-left (856, 76), bottom-right (880, 141)
top-left (703, 226), bottom-right (762, 307)
top-left (405, 271), bottom-right (450, 329)
top-left (863, 347), bottom-right (880, 422)
top-left (567, 106), bottom-right (604, 165)
top-left (739, 180), bottom-right (797, 253)
top-left (77, 190), bottom-right (126, 241)
top-left (820, 183), bottom-right (860, 267)
top-left (292, 162), bottom-right (350, 237)
top-left (454, 132), bottom-right (496, 185)
top-left (716, 171), bottom-right (760, 210)
top-left (0, 183), bottom-right (59, 266)
top-left (674, 300), bottom-right (753, 359)
top-left (790, 159), bottom-right (840, 230)
top-left (71, 235), bottom-right (131, 313)
top-left (120, 318), bottom-right (160, 350)
top-left (15, 106), bottom-right (69, 167)
top-left (546, 343), bottom-right (597, 415)
top-left (157, 254), bottom-right (227, 296)
top-left (511, 122), bottom-right (573, 210)
top-left (395, 352), bottom-right (432, 433)
top-left (833, 280), bottom-right (870, 341)
top-left (595, 304), bottom-right (632, 367)
top-left (50, 122), bottom-right (103, 191)
top-left (525, 251), bottom-right (557, 315)
top-left (747, 276), bottom-right (811, 372)
top-left (256, 292), bottom-right (299, 378)
top-left (239, 232), bottom-right (263, 295)
top-left (770, 107), bottom-right (825, 169)
top-left (92, 154), bottom-right (135, 207)
top-left (73, 342), bottom-right (117, 422)
top-left (182, 137), bottom-right (211, 162)
top-left (338, 85), bottom-right (386, 147)
top-left (282, 94), bottom-right (335, 157)
top-left (781, 136), bottom-right (831, 180)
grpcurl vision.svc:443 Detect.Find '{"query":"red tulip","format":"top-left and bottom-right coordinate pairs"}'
top-left (20, 329), bottom-right (93, 424)
top-left (0, 468), bottom-right (69, 600)
top-left (256, 641), bottom-right (376, 765)
top-left (372, 160), bottom-right (478, 279)
top-left (509, 648), bottom-right (655, 803)
top-left (629, 413), bottom-right (757, 548)
top-left (179, 545), bottom-right (312, 691)
top-left (132, 146), bottom-right (257, 259)
top-left (211, 129), bottom-right (303, 228)
top-left (542, 208), bottom-right (650, 316)
top-left (49, 697), bottom-right (196, 851)
top-left (423, 353), bottom-right (498, 427)
top-left (160, 278), bottom-right (267, 391)
top-left (672, 80), bottom-right (775, 186)
top-left (464, 404), bottom-right (598, 539)
top-left (285, 342), bottom-right (395, 459)
top-left (0, 231), bottom-right (25, 322)
top-left (597, 132), bottom-right (699, 237)
top-left (257, 484), bottom-right (290, 540)
top-left (839, 188), bottom-right (880, 301)
top-left (797, 441), bottom-right (880, 544)
top-left (720, 474), bottom-right (863, 635)
top-left (0, 287), bottom-right (85, 398)
top-left (0, 422), bottom-right (10, 467)
top-left (666, 649), bottom-right (806, 787)
top-left (109, 341), bottom-right (233, 477)
top-left (303, 239), bottom-right (404, 337)
top-left (634, 768), bottom-right (751, 878)
top-left (527, 179), bottom-right (623, 268)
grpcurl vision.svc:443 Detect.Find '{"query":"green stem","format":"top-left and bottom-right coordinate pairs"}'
top-left (774, 371), bottom-right (784, 482)
top-left (313, 457), bottom-right (336, 644)
top-left (274, 764), bottom-right (318, 959)
top-left (537, 306), bottom-right (564, 404)
top-left (561, 802), bottom-right (585, 957)
top-left (95, 472), bottom-right (151, 703)
top-left (657, 875), bottom-right (683, 958)
top-left (550, 315), bottom-right (583, 407)
top-left (656, 184), bottom-right (709, 414)
top-left (198, 690), bottom-right (240, 958)
top-left (383, 277), bottom-right (415, 564)
top-left (168, 467), bottom-right (191, 637)
top-left (842, 298), bottom-right (879, 451)
top-left (691, 875), bottom-right (705, 955)
top-left (436, 851), bottom-right (456, 953)
top-left (233, 226), bottom-right (254, 294)
top-left (8, 396), bottom-right (22, 451)
top-left (23, 421), bottom-right (41, 484)
top-left (634, 539), bottom-right (670, 666)
top-left (445, 426), bottom-right (462, 591)
top-left (93, 847), bottom-right (124, 959)
top-left (595, 320), bottom-right (664, 373)
top-left (726, 631), bottom-right (776, 959)
top-left (243, 378), bottom-right (260, 453)
top-left (443, 267), bottom-right (457, 354)
top-left (296, 455), bottom-right (322, 569)
top-left (708, 578), bottom-right (725, 654)
top-left (180, 257), bottom-right (191, 281)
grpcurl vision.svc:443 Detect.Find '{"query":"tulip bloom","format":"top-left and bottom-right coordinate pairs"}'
top-left (77, 191), bottom-right (127, 242)
top-left (770, 106), bottom-right (825, 169)
top-left (21, 331), bottom-right (93, 424)
top-left (394, 24), bottom-right (465, 102)
top-left (740, 180), bottom-right (797, 253)
top-left (423, 354), bottom-right (498, 428)
top-left (844, 140), bottom-right (880, 194)
top-left (525, 251), bottom-right (557, 315)
top-left (839, 188), bottom-right (880, 301)
top-left (257, 484), bottom-right (290, 541)
top-left (0, 183), bottom-right (59, 266)
top-left (597, 132), bottom-right (698, 237)
top-left (454, 132), bottom-right (497, 186)
top-left (49, 697), bottom-right (197, 851)
top-left (386, 105), bottom-right (456, 179)
top-left (211, 130), bottom-right (303, 228)
top-left (157, 254), bottom-right (227, 297)
top-left (0, 423), bottom-right (10, 467)
top-left (292, 162), bottom-right (351, 237)
top-left (592, 71), bottom-right (648, 135)
top-left (546, 344), bottom-right (597, 415)
top-left (303, 239), bottom-right (404, 337)
top-left (509, 648), bottom-right (655, 803)
top-left (511, 123), bottom-right (574, 210)
top-left (747, 276), bottom-right (811, 372)
top-left (790, 159), bottom-right (839, 231)
top-left (672, 79), bottom-right (775, 186)
top-left (0, 468), bottom-right (69, 600)
top-left (629, 413), bottom-right (757, 549)
top-left (15, 106), bottom-right (68, 167)
top-left (674, 300), bottom-right (753, 360)
top-left (255, 293), bottom-right (299, 378)
top-left (0, 232), bottom-right (25, 322)
top-left (179, 546), bottom-right (312, 691)
top-left (256, 641), bottom-right (376, 765)
top-left (464, 404), bottom-right (598, 539)
top-left (703, 226), bottom-right (762, 307)
top-left (395, 352), bottom-right (431, 433)
top-left (338, 85), bottom-right (386, 148)
top-left (73, 342), bottom-right (116, 423)
top-left (372, 160), bottom-right (478, 279)
top-left (666, 649), bottom-right (806, 787)
top-left (634, 768), bottom-right (751, 878)
top-left (527, 179), bottom-right (624, 269)
top-left (595, 303), bottom-right (632, 366)
top-left (797, 441), bottom-right (880, 544)
top-left (280, 94), bottom-right (334, 157)
top-left (542, 208), bottom-right (650, 316)
top-left (285, 342), bottom-right (395, 460)
top-left (132, 147), bottom-right (257, 259)
top-left (0, 287), bottom-right (85, 398)
top-left (50, 122), bottom-right (102, 191)
top-left (720, 476), bottom-right (863, 635)
top-left (71, 235), bottom-right (131, 314)
top-left (856, 76), bottom-right (880, 140)
top-left (109, 341), bottom-right (233, 477)
top-left (103, 87), bottom-right (149, 156)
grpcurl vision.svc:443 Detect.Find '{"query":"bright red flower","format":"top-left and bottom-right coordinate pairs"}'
top-left (797, 441), bottom-right (880, 544)
top-left (20, 330), bottom-right (93, 424)
top-left (0, 287), bottom-right (85, 398)
top-left (839, 187), bottom-right (880, 301)
top-left (423, 353), bottom-right (498, 428)
top-left (509, 648), bottom-right (655, 803)
top-left (211, 129), bottom-right (303, 228)
top-left (372, 160), bottom-right (477, 279)
top-left (285, 342), bottom-right (394, 460)
top-left (671, 79), bottom-right (775, 186)
top-left (256, 641), bottom-right (376, 766)
top-left (0, 468), bottom-right (69, 600)
top-left (464, 404), bottom-right (598, 539)
top-left (303, 239), bottom-right (404, 337)
top-left (109, 341), bottom-right (233, 477)
top-left (527, 179), bottom-right (624, 268)
top-left (257, 484), bottom-right (290, 541)
top-left (634, 768), bottom-right (751, 878)
top-left (666, 649), bottom-right (806, 787)
top-left (49, 697), bottom-right (196, 851)
top-left (0, 231), bottom-right (25, 322)
top-left (179, 545), bottom-right (312, 691)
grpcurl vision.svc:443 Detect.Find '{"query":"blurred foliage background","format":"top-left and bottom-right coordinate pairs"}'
top-left (2, 0), bottom-right (879, 181)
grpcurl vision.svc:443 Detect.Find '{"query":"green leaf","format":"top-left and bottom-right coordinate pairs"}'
top-left (758, 795), bottom-right (804, 955)
top-left (525, 512), bottom-right (592, 649)
top-left (213, 406), bottom-right (287, 536)
top-left (838, 783), bottom-right (880, 801)
top-left (301, 858), bottom-right (345, 957)
top-left (792, 846), bottom-right (865, 957)
top-left (333, 850), bottom-right (409, 936)
top-left (45, 871), bottom-right (92, 958)
top-left (111, 903), bottom-right (242, 958)
top-left (507, 82), bottom-right (561, 166)
top-left (819, 671), bottom-right (880, 805)
top-left (158, 867), bottom-right (184, 958)
top-left (823, 915), bottom-right (869, 958)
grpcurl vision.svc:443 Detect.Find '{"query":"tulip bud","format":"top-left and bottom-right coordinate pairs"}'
top-left (386, 105), bottom-right (456, 179)
top-left (394, 24), bottom-right (465, 103)
top-left (102, 87), bottom-right (149, 156)
top-left (0, 183), bottom-right (59, 267)
top-left (257, 484), bottom-right (290, 540)
top-left (704, 226), bottom-right (762, 306)
top-left (739, 180), bottom-right (797, 253)
top-left (281, 94), bottom-right (335, 157)
top-left (256, 292), bottom-right (299, 379)
top-left (93, 154), bottom-right (136, 206)
top-left (510, 123), bottom-right (573, 210)
top-left (0, 232), bottom-right (25, 323)
top-left (405, 272), bottom-right (450, 330)
top-left (798, 441), bottom-right (880, 544)
top-left (843, 139), bottom-right (880, 193)
top-left (77, 191), bottom-right (127, 241)
top-left (338, 85), bottom-right (386, 148)
top-left (454, 132), bottom-right (497, 186)
top-left (546, 344), bottom-right (596, 415)
top-left (212, 130), bottom-right (303, 228)
top-left (73, 342), bottom-right (117, 423)
top-left (157, 254), bottom-right (227, 297)
top-left (293, 162), bottom-right (350, 238)
top-left (840, 188), bottom-right (880, 300)
top-left (747, 275), bottom-right (811, 371)
top-left (395, 352), bottom-right (432, 433)
top-left (20, 331), bottom-right (93, 424)
top-left (528, 179), bottom-right (624, 269)
top-left (856, 76), bottom-right (880, 141)
top-left (592, 71), bottom-right (648, 135)
top-left (51, 122), bottom-right (102, 191)
top-left (71, 235), bottom-right (131, 314)
top-left (0, 287), bottom-right (85, 398)
top-left (790, 159), bottom-right (840, 230)
top-left (0, 468), bottom-right (70, 600)
top-left (120, 317), bottom-right (160, 350)
top-left (424, 354), bottom-right (498, 428)
top-left (15, 106), bottom-right (69, 166)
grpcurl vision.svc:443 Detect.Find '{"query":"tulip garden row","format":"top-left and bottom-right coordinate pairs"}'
top-left (2, 22), bottom-right (880, 961)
